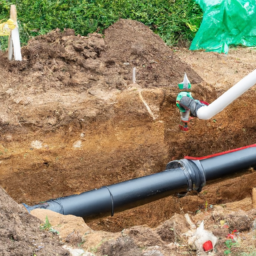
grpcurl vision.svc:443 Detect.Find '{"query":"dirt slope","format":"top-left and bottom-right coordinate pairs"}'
top-left (0, 186), bottom-right (69, 256)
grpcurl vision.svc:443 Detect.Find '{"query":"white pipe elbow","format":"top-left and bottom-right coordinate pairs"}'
top-left (197, 69), bottom-right (256, 120)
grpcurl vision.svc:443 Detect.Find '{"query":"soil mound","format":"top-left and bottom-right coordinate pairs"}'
top-left (0, 186), bottom-right (69, 256)
top-left (103, 19), bottom-right (202, 88)
top-left (1, 19), bottom-right (202, 92)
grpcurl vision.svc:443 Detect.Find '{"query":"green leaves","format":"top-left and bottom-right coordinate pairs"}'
top-left (0, 0), bottom-right (203, 48)
top-left (40, 216), bottom-right (51, 231)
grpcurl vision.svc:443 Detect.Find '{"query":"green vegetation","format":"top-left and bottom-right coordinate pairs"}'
top-left (0, 0), bottom-right (202, 49)
top-left (40, 216), bottom-right (51, 231)
top-left (224, 239), bottom-right (239, 255)
top-left (40, 216), bottom-right (59, 234)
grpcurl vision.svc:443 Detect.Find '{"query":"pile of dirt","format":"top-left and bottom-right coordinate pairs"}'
top-left (0, 186), bottom-right (69, 256)
top-left (1, 19), bottom-right (202, 91)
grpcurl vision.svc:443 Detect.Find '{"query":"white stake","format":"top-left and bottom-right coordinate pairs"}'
top-left (8, 5), bottom-right (22, 61)
top-left (8, 33), bottom-right (13, 60)
top-left (133, 67), bottom-right (136, 84)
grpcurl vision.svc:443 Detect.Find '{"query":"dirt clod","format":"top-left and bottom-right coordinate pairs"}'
top-left (100, 236), bottom-right (143, 256)
top-left (156, 214), bottom-right (189, 243)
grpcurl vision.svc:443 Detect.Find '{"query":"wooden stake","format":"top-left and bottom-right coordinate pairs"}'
top-left (10, 5), bottom-right (17, 24)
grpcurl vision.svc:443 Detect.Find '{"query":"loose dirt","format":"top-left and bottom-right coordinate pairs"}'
top-left (0, 186), bottom-right (69, 256)
top-left (1, 18), bottom-right (256, 255)
top-left (31, 201), bottom-right (256, 256)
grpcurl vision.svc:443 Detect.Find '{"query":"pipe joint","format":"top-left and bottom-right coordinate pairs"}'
top-left (166, 159), bottom-right (206, 192)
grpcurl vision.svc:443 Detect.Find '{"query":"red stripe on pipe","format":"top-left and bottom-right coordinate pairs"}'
top-left (185, 144), bottom-right (256, 160)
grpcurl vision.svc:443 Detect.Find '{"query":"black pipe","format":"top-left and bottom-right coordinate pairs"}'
top-left (200, 146), bottom-right (256, 180)
top-left (23, 144), bottom-right (256, 219)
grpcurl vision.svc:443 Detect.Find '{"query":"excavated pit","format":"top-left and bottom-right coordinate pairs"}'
top-left (0, 19), bottom-right (256, 234)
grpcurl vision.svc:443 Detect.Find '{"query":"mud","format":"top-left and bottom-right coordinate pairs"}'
top-left (0, 19), bottom-right (256, 237)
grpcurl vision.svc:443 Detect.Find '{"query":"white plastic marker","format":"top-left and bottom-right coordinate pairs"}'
top-left (133, 67), bottom-right (136, 84)
top-left (197, 69), bottom-right (256, 120)
top-left (8, 5), bottom-right (22, 61)
top-left (178, 73), bottom-right (191, 89)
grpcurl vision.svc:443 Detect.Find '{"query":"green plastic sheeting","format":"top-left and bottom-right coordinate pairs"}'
top-left (190, 0), bottom-right (256, 53)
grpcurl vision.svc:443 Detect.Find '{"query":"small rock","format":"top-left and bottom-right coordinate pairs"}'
top-left (31, 140), bottom-right (42, 149)
top-left (63, 245), bottom-right (94, 256)
top-left (143, 250), bottom-right (164, 256)
top-left (73, 140), bottom-right (82, 149)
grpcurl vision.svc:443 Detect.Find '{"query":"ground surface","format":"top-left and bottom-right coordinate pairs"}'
top-left (1, 19), bottom-right (256, 255)
top-left (31, 198), bottom-right (256, 256)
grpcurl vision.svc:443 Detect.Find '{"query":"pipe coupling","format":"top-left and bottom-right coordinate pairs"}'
top-left (166, 159), bottom-right (206, 192)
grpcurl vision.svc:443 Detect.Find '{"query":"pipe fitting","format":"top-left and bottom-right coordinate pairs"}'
top-left (166, 159), bottom-right (206, 192)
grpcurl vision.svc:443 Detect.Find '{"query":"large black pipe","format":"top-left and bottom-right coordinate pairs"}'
top-left (24, 144), bottom-right (256, 219)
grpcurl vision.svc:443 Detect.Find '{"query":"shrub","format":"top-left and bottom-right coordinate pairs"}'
top-left (0, 0), bottom-right (202, 49)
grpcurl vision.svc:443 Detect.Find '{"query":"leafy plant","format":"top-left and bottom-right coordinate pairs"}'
top-left (40, 216), bottom-right (51, 230)
top-left (224, 239), bottom-right (239, 255)
top-left (40, 216), bottom-right (59, 234)
top-left (0, 0), bottom-right (203, 49)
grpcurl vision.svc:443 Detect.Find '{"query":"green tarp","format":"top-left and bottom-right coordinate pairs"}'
top-left (190, 0), bottom-right (256, 53)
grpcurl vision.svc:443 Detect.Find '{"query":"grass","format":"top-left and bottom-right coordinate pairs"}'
top-left (0, 0), bottom-right (203, 50)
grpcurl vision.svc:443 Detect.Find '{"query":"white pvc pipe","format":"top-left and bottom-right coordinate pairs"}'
top-left (11, 27), bottom-right (22, 61)
top-left (197, 69), bottom-right (256, 120)
top-left (8, 34), bottom-right (13, 60)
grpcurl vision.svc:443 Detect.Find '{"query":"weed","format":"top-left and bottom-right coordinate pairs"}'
top-left (40, 216), bottom-right (51, 231)
top-left (40, 216), bottom-right (60, 234)
top-left (49, 227), bottom-right (59, 235)
top-left (224, 239), bottom-right (239, 255)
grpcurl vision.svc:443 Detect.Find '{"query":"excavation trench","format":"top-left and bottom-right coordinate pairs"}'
top-left (0, 19), bottom-right (256, 234)
top-left (1, 86), bottom-right (256, 233)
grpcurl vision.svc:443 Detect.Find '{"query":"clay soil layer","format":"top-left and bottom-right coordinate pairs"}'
top-left (0, 19), bottom-right (256, 234)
